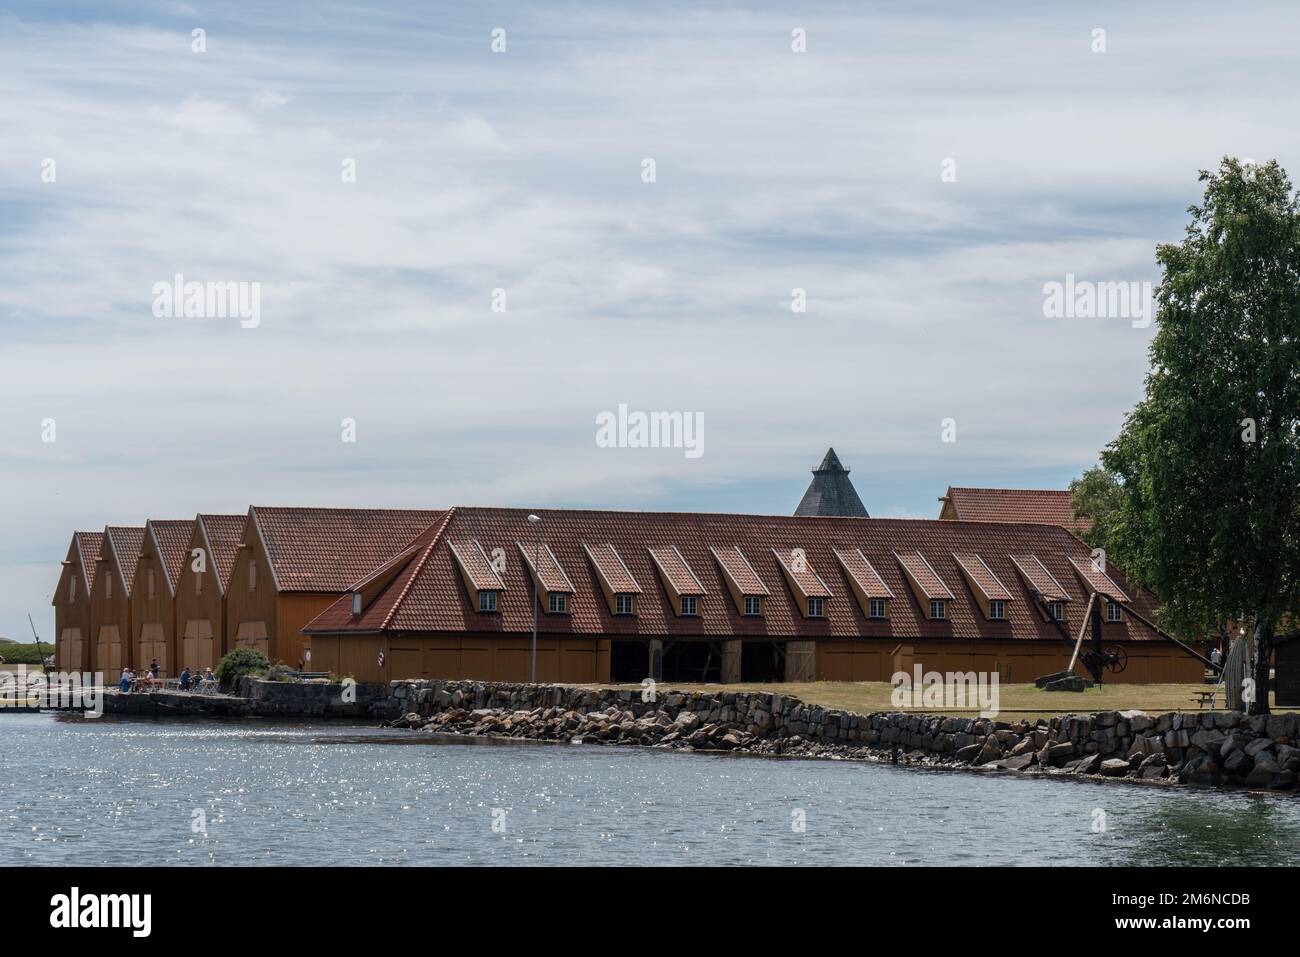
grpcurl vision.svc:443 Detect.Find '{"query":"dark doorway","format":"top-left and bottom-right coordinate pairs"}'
top-left (662, 641), bottom-right (721, 683)
top-left (610, 640), bottom-right (647, 683)
top-left (741, 641), bottom-right (784, 682)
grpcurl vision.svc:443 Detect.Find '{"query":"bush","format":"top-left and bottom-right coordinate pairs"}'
top-left (264, 664), bottom-right (297, 682)
top-left (214, 648), bottom-right (271, 693)
top-left (0, 643), bottom-right (51, 666)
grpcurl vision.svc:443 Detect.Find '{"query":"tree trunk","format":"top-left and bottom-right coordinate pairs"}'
top-left (1249, 620), bottom-right (1274, 716)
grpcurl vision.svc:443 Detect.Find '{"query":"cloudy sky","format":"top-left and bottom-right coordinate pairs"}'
top-left (3, 1), bottom-right (1299, 642)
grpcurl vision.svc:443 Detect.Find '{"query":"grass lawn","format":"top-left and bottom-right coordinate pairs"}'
top-left (605, 681), bottom-right (1296, 723)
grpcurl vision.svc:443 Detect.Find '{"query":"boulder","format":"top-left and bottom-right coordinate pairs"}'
top-left (1100, 758), bottom-right (1131, 777)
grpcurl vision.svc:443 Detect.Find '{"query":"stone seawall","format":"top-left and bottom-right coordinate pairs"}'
top-left (101, 678), bottom-right (388, 718)
top-left (382, 679), bottom-right (1300, 792)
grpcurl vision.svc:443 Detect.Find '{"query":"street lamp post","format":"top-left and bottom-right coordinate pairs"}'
top-left (528, 513), bottom-right (541, 684)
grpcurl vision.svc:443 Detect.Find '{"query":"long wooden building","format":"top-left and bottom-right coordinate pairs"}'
top-left (130, 519), bottom-right (194, 677)
top-left (52, 530), bottom-right (104, 672)
top-left (303, 506), bottom-right (1204, 686)
top-left (90, 525), bottom-right (144, 681)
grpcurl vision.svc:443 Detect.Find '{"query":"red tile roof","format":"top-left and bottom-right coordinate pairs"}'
top-left (941, 487), bottom-right (1089, 531)
top-left (952, 553), bottom-right (1013, 601)
top-left (1010, 554), bottom-right (1070, 603)
top-left (833, 548), bottom-right (894, 600)
top-left (517, 541), bottom-right (575, 593)
top-left (198, 514), bottom-right (246, 590)
top-left (582, 543), bottom-right (642, 594)
top-left (711, 546), bottom-right (770, 596)
top-left (772, 547), bottom-right (832, 598)
top-left (1068, 556), bottom-right (1131, 602)
top-left (104, 526), bottom-right (145, 594)
top-left (305, 507), bottom-right (1165, 643)
top-left (250, 506), bottom-right (446, 593)
top-left (896, 550), bottom-right (955, 600)
top-left (448, 540), bottom-right (507, 591)
top-left (148, 520), bottom-right (195, 593)
top-left (74, 531), bottom-right (104, 592)
top-left (648, 546), bottom-right (707, 596)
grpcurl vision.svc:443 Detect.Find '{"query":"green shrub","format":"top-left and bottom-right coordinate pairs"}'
top-left (214, 648), bottom-right (271, 693)
top-left (0, 643), bottom-right (51, 666)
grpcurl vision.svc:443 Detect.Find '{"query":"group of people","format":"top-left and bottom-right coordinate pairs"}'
top-left (115, 658), bottom-right (216, 693)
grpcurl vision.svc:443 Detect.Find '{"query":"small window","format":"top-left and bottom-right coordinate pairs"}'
top-left (479, 591), bottom-right (498, 613)
top-left (1047, 601), bottom-right (1063, 621)
top-left (743, 595), bottom-right (762, 616)
top-left (1107, 601), bottom-right (1122, 622)
top-left (929, 599), bottom-right (946, 620)
top-left (249, 559), bottom-right (257, 592)
top-left (106, 573), bottom-right (113, 600)
top-left (615, 593), bottom-right (635, 615)
top-left (549, 592), bottom-right (567, 614)
top-left (989, 600), bottom-right (1005, 621)
top-left (868, 598), bottom-right (887, 619)
top-left (148, 568), bottom-right (156, 600)
top-left (70, 575), bottom-right (77, 603)
top-left (195, 569), bottom-right (203, 596)
top-left (680, 595), bottom-right (698, 616)
top-left (807, 597), bottom-right (825, 618)
top-left (351, 592), bottom-right (362, 616)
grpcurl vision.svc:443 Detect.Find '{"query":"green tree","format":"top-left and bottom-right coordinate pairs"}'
top-left (1102, 158), bottom-right (1300, 714)
top-left (1068, 466), bottom-right (1125, 557)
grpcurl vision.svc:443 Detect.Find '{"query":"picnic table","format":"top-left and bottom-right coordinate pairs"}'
top-left (1191, 689), bottom-right (1218, 710)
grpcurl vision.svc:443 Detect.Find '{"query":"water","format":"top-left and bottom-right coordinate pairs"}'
top-left (3, 713), bottom-right (1299, 866)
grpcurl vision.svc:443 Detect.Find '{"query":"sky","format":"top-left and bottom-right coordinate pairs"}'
top-left (2, 0), bottom-right (1299, 643)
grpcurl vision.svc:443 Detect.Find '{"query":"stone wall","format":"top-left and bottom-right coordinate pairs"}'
top-left (382, 679), bottom-right (1300, 791)
top-left (238, 677), bottom-right (388, 717)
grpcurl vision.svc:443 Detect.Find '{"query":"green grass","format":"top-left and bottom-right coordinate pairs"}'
top-left (0, 643), bottom-right (50, 667)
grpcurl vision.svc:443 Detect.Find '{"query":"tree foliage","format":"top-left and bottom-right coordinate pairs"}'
top-left (1102, 158), bottom-right (1300, 713)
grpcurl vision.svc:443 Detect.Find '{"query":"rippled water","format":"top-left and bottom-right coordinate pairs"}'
top-left (3, 712), bottom-right (1299, 866)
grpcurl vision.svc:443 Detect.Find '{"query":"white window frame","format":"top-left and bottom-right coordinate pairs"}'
top-left (868, 598), bottom-right (887, 619)
top-left (479, 590), bottom-right (498, 613)
top-left (929, 599), bottom-right (946, 620)
top-left (1047, 601), bottom-right (1063, 622)
top-left (615, 593), bottom-right (635, 616)
top-left (548, 592), bottom-right (567, 614)
top-left (989, 600), bottom-right (1005, 621)
top-left (680, 595), bottom-right (698, 616)
top-left (351, 592), bottom-right (362, 616)
top-left (1107, 601), bottom-right (1122, 623)
top-left (807, 597), bottom-right (825, 618)
top-left (744, 595), bottom-right (762, 616)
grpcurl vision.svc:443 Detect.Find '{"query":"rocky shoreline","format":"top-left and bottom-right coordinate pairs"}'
top-left (380, 679), bottom-right (1300, 793)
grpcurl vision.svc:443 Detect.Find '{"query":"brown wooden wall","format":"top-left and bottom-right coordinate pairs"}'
top-left (225, 532), bottom-right (275, 658)
top-left (53, 545), bottom-right (93, 672)
top-left (174, 522), bottom-right (227, 672)
top-left (131, 545), bottom-right (176, 677)
top-left (89, 547), bottom-right (131, 681)
top-left (814, 638), bottom-right (1204, 685)
top-left (278, 594), bottom-right (338, 669)
top-left (309, 633), bottom-right (610, 684)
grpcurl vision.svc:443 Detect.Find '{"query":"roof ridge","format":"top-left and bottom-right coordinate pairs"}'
top-left (380, 508), bottom-right (455, 631)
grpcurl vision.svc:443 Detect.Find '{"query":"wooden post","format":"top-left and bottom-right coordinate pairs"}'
top-left (721, 639), bottom-right (742, 683)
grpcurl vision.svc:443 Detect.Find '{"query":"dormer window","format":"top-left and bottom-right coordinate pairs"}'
top-left (1107, 601), bottom-right (1122, 622)
top-left (743, 595), bottom-right (762, 616)
top-left (868, 598), bottom-right (887, 619)
top-left (1047, 601), bottom-right (1064, 621)
top-left (989, 600), bottom-right (1006, 621)
top-left (680, 595), bottom-right (698, 616)
top-left (479, 590), bottom-right (499, 613)
top-left (615, 593), bottom-right (636, 616)
top-left (807, 597), bottom-right (825, 618)
top-left (929, 599), bottom-right (946, 620)
top-left (548, 592), bottom-right (567, 614)
top-left (352, 592), bottom-right (362, 616)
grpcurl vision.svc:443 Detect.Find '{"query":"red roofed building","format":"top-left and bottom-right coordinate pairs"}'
top-left (938, 486), bottom-right (1090, 532)
top-left (304, 506), bottom-right (1199, 686)
top-left (174, 513), bottom-right (248, 674)
top-left (225, 506), bottom-right (446, 669)
top-left (53, 530), bottom-right (104, 672)
top-left (131, 518), bottom-right (195, 678)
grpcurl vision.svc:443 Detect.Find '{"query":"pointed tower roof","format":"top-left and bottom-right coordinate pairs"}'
top-left (794, 448), bottom-right (869, 517)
